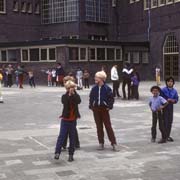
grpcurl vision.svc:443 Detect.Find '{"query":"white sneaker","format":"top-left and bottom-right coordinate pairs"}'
top-left (112, 144), bottom-right (120, 152)
top-left (97, 144), bottom-right (104, 150)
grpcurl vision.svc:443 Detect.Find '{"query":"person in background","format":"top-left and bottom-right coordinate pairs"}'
top-left (2, 65), bottom-right (8, 87)
top-left (51, 68), bottom-right (57, 87)
top-left (111, 65), bottom-right (120, 98)
top-left (83, 69), bottom-right (90, 89)
top-left (54, 80), bottom-right (81, 162)
top-left (46, 69), bottom-right (52, 87)
top-left (155, 66), bottom-right (161, 86)
top-left (15, 66), bottom-right (19, 87)
top-left (6, 64), bottom-right (14, 88)
top-left (76, 67), bottom-right (83, 90)
top-left (28, 70), bottom-right (36, 88)
top-left (122, 63), bottom-right (133, 100)
top-left (0, 68), bottom-right (4, 103)
top-left (16, 65), bottom-right (27, 89)
top-left (56, 63), bottom-right (65, 87)
top-left (131, 72), bottom-right (140, 100)
top-left (161, 77), bottom-right (179, 142)
top-left (89, 71), bottom-right (119, 151)
top-left (149, 86), bottom-right (168, 144)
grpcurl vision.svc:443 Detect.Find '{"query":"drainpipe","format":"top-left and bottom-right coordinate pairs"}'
top-left (147, 0), bottom-right (151, 41)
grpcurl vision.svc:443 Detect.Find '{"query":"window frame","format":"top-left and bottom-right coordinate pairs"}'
top-left (0, 0), bottom-right (6, 14)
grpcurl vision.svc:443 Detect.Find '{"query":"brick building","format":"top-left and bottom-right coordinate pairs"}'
top-left (0, 0), bottom-right (180, 82)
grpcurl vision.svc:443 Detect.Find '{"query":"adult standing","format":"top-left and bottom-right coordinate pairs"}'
top-left (16, 65), bottom-right (27, 89)
top-left (89, 71), bottom-right (119, 151)
top-left (76, 68), bottom-right (83, 90)
top-left (6, 64), bottom-right (14, 87)
top-left (122, 63), bottom-right (133, 100)
top-left (111, 65), bottom-right (120, 98)
top-left (56, 63), bottom-right (65, 87)
top-left (155, 66), bottom-right (161, 86)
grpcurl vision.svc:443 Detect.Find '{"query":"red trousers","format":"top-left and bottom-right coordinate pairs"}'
top-left (18, 75), bottom-right (24, 88)
top-left (93, 107), bottom-right (117, 145)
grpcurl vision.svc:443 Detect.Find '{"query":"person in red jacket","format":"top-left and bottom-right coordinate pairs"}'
top-left (54, 80), bottom-right (81, 162)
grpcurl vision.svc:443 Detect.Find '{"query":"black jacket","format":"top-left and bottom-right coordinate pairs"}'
top-left (61, 92), bottom-right (81, 119)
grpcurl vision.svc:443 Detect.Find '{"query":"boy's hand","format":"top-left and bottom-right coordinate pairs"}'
top-left (157, 106), bottom-right (164, 111)
top-left (168, 99), bottom-right (175, 103)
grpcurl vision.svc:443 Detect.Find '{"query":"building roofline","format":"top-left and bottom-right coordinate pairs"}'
top-left (0, 39), bottom-right (150, 48)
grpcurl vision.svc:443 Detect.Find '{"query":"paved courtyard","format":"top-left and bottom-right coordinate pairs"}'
top-left (0, 82), bottom-right (180, 180)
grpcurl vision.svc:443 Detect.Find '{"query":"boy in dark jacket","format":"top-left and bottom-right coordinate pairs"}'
top-left (161, 77), bottom-right (179, 142)
top-left (55, 80), bottom-right (81, 162)
top-left (89, 71), bottom-right (119, 151)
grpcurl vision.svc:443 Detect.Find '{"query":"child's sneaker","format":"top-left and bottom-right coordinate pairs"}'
top-left (54, 153), bottom-right (60, 160)
top-left (151, 138), bottom-right (156, 143)
top-left (112, 144), bottom-right (120, 152)
top-left (158, 139), bottom-right (166, 144)
top-left (97, 144), bottom-right (104, 150)
top-left (68, 155), bottom-right (74, 162)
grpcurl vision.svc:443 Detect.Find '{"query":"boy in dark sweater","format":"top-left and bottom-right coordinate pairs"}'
top-left (54, 80), bottom-right (81, 162)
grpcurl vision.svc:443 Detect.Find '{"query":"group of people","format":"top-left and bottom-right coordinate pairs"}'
top-left (111, 63), bottom-right (140, 100)
top-left (0, 64), bottom-right (35, 89)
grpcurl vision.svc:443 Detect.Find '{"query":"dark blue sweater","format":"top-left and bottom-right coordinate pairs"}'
top-left (89, 84), bottom-right (114, 110)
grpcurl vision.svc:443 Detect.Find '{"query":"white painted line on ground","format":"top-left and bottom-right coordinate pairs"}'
top-left (28, 136), bottom-right (50, 150)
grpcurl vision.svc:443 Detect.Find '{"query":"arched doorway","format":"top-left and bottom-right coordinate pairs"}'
top-left (163, 34), bottom-right (179, 80)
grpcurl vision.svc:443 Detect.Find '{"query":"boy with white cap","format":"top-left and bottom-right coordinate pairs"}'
top-left (55, 80), bottom-right (81, 162)
top-left (89, 71), bottom-right (119, 151)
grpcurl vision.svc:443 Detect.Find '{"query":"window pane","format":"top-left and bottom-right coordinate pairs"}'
top-left (1, 50), bottom-right (7, 61)
top-left (107, 48), bottom-right (115, 61)
top-left (8, 50), bottom-right (17, 62)
top-left (41, 49), bottom-right (47, 60)
top-left (22, 49), bottom-right (28, 61)
top-left (49, 48), bottom-right (56, 60)
top-left (116, 49), bottom-right (121, 60)
top-left (13, 1), bottom-right (19, 12)
top-left (80, 48), bottom-right (86, 60)
top-left (69, 47), bottom-right (79, 61)
top-left (90, 48), bottom-right (95, 60)
top-left (30, 48), bottom-right (39, 61)
top-left (142, 52), bottom-right (149, 63)
top-left (97, 48), bottom-right (105, 61)
top-left (0, 0), bottom-right (5, 12)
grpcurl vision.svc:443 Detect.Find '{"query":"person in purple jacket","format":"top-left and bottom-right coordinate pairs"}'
top-left (161, 77), bottom-right (179, 142)
top-left (131, 72), bottom-right (140, 100)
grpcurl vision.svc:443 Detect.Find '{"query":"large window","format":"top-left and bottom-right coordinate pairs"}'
top-left (8, 50), bottom-right (17, 62)
top-left (107, 48), bottom-right (114, 61)
top-left (69, 47), bottom-right (79, 61)
top-left (0, 0), bottom-right (6, 13)
top-left (41, 0), bottom-right (79, 24)
top-left (86, 0), bottom-right (109, 23)
top-left (0, 50), bottom-right (7, 61)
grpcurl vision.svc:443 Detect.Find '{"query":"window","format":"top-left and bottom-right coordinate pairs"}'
top-left (22, 49), bottom-right (29, 61)
top-left (151, 0), bottom-right (158, 7)
top-left (130, 0), bottom-right (135, 3)
top-left (1, 50), bottom-right (7, 61)
top-left (116, 49), bottom-right (122, 61)
top-left (8, 50), bottom-right (17, 62)
top-left (30, 48), bottom-right (39, 61)
top-left (13, 1), bottom-right (19, 12)
top-left (166, 0), bottom-right (173, 3)
top-left (112, 0), bottom-right (116, 7)
top-left (21, 2), bottom-right (27, 13)
top-left (159, 0), bottom-right (166, 6)
top-left (0, 0), bottom-right (6, 13)
top-left (49, 48), bottom-right (56, 60)
top-left (41, 49), bottom-right (47, 61)
top-left (41, 0), bottom-right (79, 24)
top-left (164, 34), bottom-right (179, 54)
top-left (86, 0), bottom-right (109, 23)
top-left (80, 48), bottom-right (87, 61)
top-left (144, 0), bottom-right (151, 9)
top-left (142, 52), bottom-right (149, 64)
top-left (27, 3), bottom-right (32, 14)
top-left (97, 48), bottom-right (105, 61)
top-left (107, 48), bottom-right (115, 61)
top-left (69, 47), bottom-right (79, 61)
top-left (131, 52), bottom-right (140, 64)
top-left (89, 48), bottom-right (96, 60)
top-left (35, 3), bottom-right (40, 14)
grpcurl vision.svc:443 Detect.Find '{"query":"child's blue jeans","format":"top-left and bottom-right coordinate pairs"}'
top-left (55, 119), bottom-right (77, 155)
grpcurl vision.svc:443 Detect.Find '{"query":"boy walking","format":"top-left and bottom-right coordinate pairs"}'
top-left (131, 72), bottom-right (140, 100)
top-left (55, 80), bottom-right (81, 162)
top-left (161, 77), bottom-right (179, 142)
top-left (89, 71), bottom-right (119, 151)
top-left (0, 69), bottom-right (4, 103)
top-left (149, 86), bottom-right (168, 143)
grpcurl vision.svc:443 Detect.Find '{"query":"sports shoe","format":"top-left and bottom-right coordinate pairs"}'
top-left (54, 153), bottom-right (60, 160)
top-left (68, 155), bottom-right (74, 162)
top-left (158, 139), bottom-right (166, 144)
top-left (112, 144), bottom-right (120, 152)
top-left (167, 137), bottom-right (174, 142)
top-left (97, 144), bottom-right (104, 150)
top-left (151, 138), bottom-right (156, 143)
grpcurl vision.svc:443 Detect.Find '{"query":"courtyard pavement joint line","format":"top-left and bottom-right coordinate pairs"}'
top-left (28, 136), bottom-right (50, 150)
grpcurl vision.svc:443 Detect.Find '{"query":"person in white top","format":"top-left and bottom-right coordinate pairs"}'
top-left (155, 66), bottom-right (161, 86)
top-left (111, 65), bottom-right (120, 98)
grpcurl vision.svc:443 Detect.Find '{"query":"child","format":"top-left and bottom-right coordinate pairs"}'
top-left (83, 69), bottom-right (90, 89)
top-left (54, 80), bottom-right (81, 162)
top-left (0, 69), bottom-right (4, 103)
top-left (89, 71), bottom-right (119, 151)
top-left (76, 68), bottom-right (83, 90)
top-left (131, 72), bottom-right (140, 100)
top-left (161, 77), bottom-right (179, 142)
top-left (51, 69), bottom-right (56, 87)
top-left (155, 66), bottom-right (161, 86)
top-left (46, 69), bottom-right (52, 87)
top-left (149, 86), bottom-right (168, 143)
top-left (28, 71), bottom-right (36, 88)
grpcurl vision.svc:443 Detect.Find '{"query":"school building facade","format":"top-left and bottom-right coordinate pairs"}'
top-left (0, 0), bottom-right (180, 81)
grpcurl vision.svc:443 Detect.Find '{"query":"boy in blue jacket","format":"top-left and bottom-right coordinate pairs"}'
top-left (89, 71), bottom-right (119, 151)
top-left (161, 77), bottom-right (179, 142)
